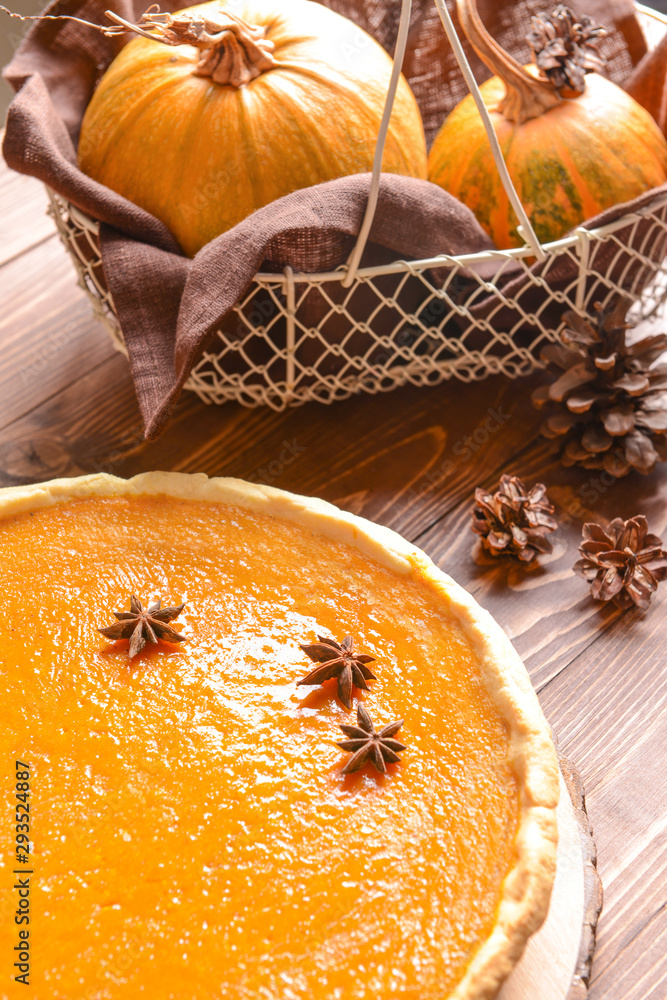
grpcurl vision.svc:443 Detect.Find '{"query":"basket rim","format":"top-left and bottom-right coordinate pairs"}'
top-left (53, 186), bottom-right (667, 287)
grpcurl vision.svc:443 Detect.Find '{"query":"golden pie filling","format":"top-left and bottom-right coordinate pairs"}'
top-left (0, 478), bottom-right (556, 999)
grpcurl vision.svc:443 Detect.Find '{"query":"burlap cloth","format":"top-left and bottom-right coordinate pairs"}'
top-left (3, 0), bottom-right (667, 438)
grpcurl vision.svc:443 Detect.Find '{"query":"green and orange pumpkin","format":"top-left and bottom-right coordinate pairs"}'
top-left (428, 0), bottom-right (667, 249)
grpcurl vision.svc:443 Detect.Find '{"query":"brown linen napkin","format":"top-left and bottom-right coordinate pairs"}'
top-left (1, 0), bottom-right (657, 438)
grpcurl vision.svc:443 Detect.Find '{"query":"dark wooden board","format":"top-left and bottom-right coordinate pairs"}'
top-left (0, 167), bottom-right (53, 264)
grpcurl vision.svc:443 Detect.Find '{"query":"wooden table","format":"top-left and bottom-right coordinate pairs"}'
top-left (2, 155), bottom-right (666, 1000)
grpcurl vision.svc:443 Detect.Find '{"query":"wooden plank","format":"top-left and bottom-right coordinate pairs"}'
top-left (0, 354), bottom-right (551, 539)
top-left (0, 349), bottom-right (139, 485)
top-left (538, 592), bottom-right (667, 1000)
top-left (412, 427), bottom-right (667, 692)
top-left (589, 909), bottom-right (667, 1000)
top-left (0, 237), bottom-right (120, 430)
top-left (122, 373), bottom-right (543, 531)
top-left (0, 157), bottom-right (54, 264)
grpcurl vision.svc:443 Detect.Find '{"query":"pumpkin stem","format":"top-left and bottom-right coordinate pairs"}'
top-left (456, 0), bottom-right (561, 123)
top-left (104, 5), bottom-right (277, 87)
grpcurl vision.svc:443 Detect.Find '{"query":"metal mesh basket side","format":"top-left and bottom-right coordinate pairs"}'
top-left (46, 188), bottom-right (667, 410)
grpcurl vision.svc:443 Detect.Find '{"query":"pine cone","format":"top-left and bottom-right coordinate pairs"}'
top-left (527, 4), bottom-right (606, 95)
top-left (532, 297), bottom-right (667, 477)
top-left (574, 516), bottom-right (667, 610)
top-left (471, 475), bottom-right (558, 562)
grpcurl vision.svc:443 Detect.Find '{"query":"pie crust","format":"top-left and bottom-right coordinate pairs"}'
top-left (0, 471), bottom-right (559, 999)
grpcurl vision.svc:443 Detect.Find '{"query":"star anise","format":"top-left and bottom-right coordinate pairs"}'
top-left (297, 634), bottom-right (376, 709)
top-left (337, 703), bottom-right (406, 775)
top-left (98, 594), bottom-right (187, 658)
top-left (574, 516), bottom-right (667, 610)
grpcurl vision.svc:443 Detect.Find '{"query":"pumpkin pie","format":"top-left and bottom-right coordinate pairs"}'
top-left (0, 472), bottom-right (558, 999)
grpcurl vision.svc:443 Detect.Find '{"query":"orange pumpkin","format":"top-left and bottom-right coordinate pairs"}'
top-left (428, 0), bottom-right (667, 250)
top-left (79, 0), bottom-right (427, 256)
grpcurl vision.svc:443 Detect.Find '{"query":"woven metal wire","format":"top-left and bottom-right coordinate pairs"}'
top-left (46, 6), bottom-right (667, 411)
top-left (47, 190), bottom-right (667, 410)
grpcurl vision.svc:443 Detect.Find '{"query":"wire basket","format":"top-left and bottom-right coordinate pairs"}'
top-left (47, 1), bottom-right (667, 411)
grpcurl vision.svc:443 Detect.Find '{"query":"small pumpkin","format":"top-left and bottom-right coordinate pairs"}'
top-left (78, 0), bottom-right (427, 256)
top-left (428, 1), bottom-right (667, 250)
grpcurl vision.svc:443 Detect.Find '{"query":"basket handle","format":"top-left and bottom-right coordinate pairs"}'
top-left (342, 0), bottom-right (414, 287)
top-left (343, 0), bottom-right (546, 287)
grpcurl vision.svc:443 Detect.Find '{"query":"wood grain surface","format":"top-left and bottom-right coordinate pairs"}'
top-left (1, 156), bottom-right (667, 1000)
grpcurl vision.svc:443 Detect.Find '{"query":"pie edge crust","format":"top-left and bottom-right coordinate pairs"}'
top-left (0, 470), bottom-right (560, 1000)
